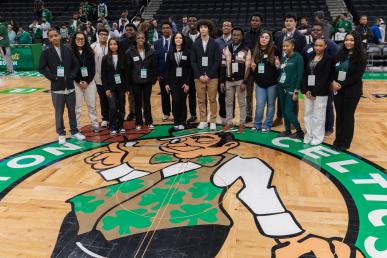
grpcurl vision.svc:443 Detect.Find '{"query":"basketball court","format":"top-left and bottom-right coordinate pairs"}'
top-left (0, 73), bottom-right (386, 257)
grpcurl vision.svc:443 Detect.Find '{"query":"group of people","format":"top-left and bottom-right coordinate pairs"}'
top-left (36, 11), bottom-right (367, 153)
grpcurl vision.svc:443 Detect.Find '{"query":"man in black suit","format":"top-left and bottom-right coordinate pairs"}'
top-left (190, 19), bottom-right (222, 131)
top-left (273, 13), bottom-right (307, 127)
top-left (185, 15), bottom-right (200, 123)
top-left (38, 29), bottom-right (85, 145)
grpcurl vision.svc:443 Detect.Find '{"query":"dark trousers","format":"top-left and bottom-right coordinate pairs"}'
top-left (133, 83), bottom-right (153, 125)
top-left (96, 84), bottom-right (110, 122)
top-left (278, 87), bottom-right (302, 132)
top-left (107, 91), bottom-right (126, 130)
top-left (246, 74), bottom-right (255, 118)
top-left (127, 86), bottom-right (135, 115)
top-left (276, 93), bottom-right (299, 119)
top-left (51, 92), bottom-right (78, 135)
top-left (171, 84), bottom-right (188, 125)
top-left (218, 82), bottom-right (226, 118)
top-left (159, 79), bottom-right (171, 116)
top-left (188, 78), bottom-right (197, 117)
top-left (325, 91), bottom-right (335, 132)
top-left (333, 93), bottom-right (360, 148)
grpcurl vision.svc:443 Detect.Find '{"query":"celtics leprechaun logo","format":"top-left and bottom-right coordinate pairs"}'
top-left (0, 125), bottom-right (386, 258)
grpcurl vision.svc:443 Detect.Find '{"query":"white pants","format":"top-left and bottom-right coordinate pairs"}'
top-left (74, 80), bottom-right (99, 129)
top-left (304, 96), bottom-right (328, 144)
top-left (0, 47), bottom-right (14, 73)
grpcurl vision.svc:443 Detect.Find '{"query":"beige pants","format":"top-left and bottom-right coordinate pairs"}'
top-left (195, 78), bottom-right (218, 123)
top-left (226, 80), bottom-right (246, 125)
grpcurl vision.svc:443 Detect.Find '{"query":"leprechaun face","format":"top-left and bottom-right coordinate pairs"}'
top-left (160, 134), bottom-right (238, 159)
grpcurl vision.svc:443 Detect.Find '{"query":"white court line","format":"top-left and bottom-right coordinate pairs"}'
top-left (76, 242), bottom-right (106, 258)
top-left (0, 177), bottom-right (10, 181)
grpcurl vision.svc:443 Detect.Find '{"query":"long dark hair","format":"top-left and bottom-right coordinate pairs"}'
top-left (171, 32), bottom-right (186, 51)
top-left (71, 31), bottom-right (94, 59)
top-left (337, 31), bottom-right (366, 64)
top-left (252, 30), bottom-right (276, 65)
top-left (106, 37), bottom-right (124, 70)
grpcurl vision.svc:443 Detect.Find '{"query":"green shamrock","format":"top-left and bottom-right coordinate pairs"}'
top-left (71, 195), bottom-right (105, 214)
top-left (105, 179), bottom-right (144, 197)
top-left (165, 170), bottom-right (199, 185)
top-left (189, 181), bottom-right (222, 201)
top-left (139, 187), bottom-right (185, 210)
top-left (170, 204), bottom-right (218, 226)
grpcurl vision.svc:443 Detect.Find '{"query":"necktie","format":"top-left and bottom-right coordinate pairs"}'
top-left (164, 39), bottom-right (169, 52)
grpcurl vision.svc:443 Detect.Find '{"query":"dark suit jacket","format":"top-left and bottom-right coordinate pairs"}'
top-left (126, 46), bottom-right (158, 85)
top-left (73, 50), bottom-right (95, 84)
top-left (302, 52), bottom-right (335, 96)
top-left (274, 30), bottom-right (307, 55)
top-left (101, 55), bottom-right (128, 92)
top-left (334, 54), bottom-right (367, 98)
top-left (190, 37), bottom-right (222, 79)
top-left (38, 45), bottom-right (79, 91)
top-left (154, 37), bottom-right (172, 78)
top-left (165, 48), bottom-right (192, 87)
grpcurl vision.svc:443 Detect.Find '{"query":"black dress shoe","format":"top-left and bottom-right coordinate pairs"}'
top-left (290, 130), bottom-right (304, 139)
top-left (278, 131), bottom-right (292, 137)
top-left (337, 146), bottom-right (348, 152)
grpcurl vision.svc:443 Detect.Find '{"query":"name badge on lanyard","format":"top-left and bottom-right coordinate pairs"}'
top-left (308, 75), bottom-right (316, 86)
top-left (202, 56), bottom-right (208, 67)
top-left (176, 67), bottom-right (183, 77)
top-left (114, 74), bottom-right (122, 84)
top-left (258, 63), bottom-right (265, 74)
top-left (57, 66), bottom-right (64, 77)
top-left (338, 71), bottom-right (346, 81)
top-left (81, 66), bottom-right (88, 77)
top-left (279, 73), bottom-right (286, 83)
top-left (232, 62), bottom-right (239, 73)
top-left (140, 68), bottom-right (147, 79)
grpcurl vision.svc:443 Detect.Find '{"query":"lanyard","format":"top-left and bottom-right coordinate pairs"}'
top-left (175, 51), bottom-right (183, 66)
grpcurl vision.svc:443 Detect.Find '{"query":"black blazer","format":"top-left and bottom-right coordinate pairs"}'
top-left (274, 30), bottom-right (307, 55)
top-left (74, 50), bottom-right (95, 84)
top-left (165, 48), bottom-right (192, 87)
top-left (302, 52), bottom-right (335, 96)
top-left (38, 45), bottom-right (79, 91)
top-left (334, 54), bottom-right (367, 98)
top-left (190, 37), bottom-right (222, 79)
top-left (101, 54), bottom-right (127, 91)
top-left (126, 46), bottom-right (158, 85)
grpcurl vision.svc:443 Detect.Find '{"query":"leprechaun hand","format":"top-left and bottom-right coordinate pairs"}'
top-left (272, 233), bottom-right (365, 258)
top-left (85, 142), bottom-right (130, 170)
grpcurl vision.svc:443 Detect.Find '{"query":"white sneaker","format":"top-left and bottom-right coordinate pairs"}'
top-left (101, 121), bottom-right (108, 127)
top-left (135, 125), bottom-right (142, 131)
top-left (303, 135), bottom-right (312, 144)
top-left (174, 125), bottom-right (179, 130)
top-left (162, 115), bottom-right (169, 121)
top-left (311, 139), bottom-right (322, 146)
top-left (210, 123), bottom-right (217, 131)
top-left (148, 124), bottom-right (155, 130)
top-left (58, 135), bottom-right (66, 145)
top-left (92, 125), bottom-right (100, 133)
top-left (197, 122), bottom-right (208, 129)
top-left (110, 130), bottom-right (117, 136)
top-left (119, 128), bottom-right (126, 134)
top-left (178, 125), bottom-right (185, 130)
top-left (71, 132), bottom-right (86, 141)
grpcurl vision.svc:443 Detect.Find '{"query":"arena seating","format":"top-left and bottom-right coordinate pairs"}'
top-left (0, 0), bottom-right (141, 27)
top-left (345, 0), bottom-right (386, 23)
top-left (154, 0), bottom-right (331, 31)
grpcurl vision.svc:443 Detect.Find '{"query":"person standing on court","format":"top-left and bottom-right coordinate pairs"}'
top-left (119, 23), bottom-right (137, 121)
top-left (215, 20), bottom-right (233, 124)
top-left (71, 32), bottom-right (99, 133)
top-left (191, 19), bottom-right (222, 131)
top-left (273, 13), bottom-right (307, 127)
top-left (302, 38), bottom-right (335, 146)
top-left (302, 22), bottom-right (338, 136)
top-left (355, 15), bottom-right (374, 48)
top-left (38, 29), bottom-right (86, 144)
top-left (0, 16), bottom-right (14, 75)
top-left (251, 31), bottom-right (281, 133)
top-left (126, 32), bottom-right (158, 131)
top-left (91, 29), bottom-right (110, 128)
top-left (220, 27), bottom-right (251, 133)
top-left (101, 38), bottom-right (127, 136)
top-left (332, 32), bottom-right (367, 151)
top-left (245, 14), bottom-right (265, 123)
top-left (185, 15), bottom-right (200, 124)
top-left (277, 38), bottom-right (304, 139)
top-left (154, 21), bottom-right (173, 121)
top-left (165, 32), bottom-right (191, 130)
